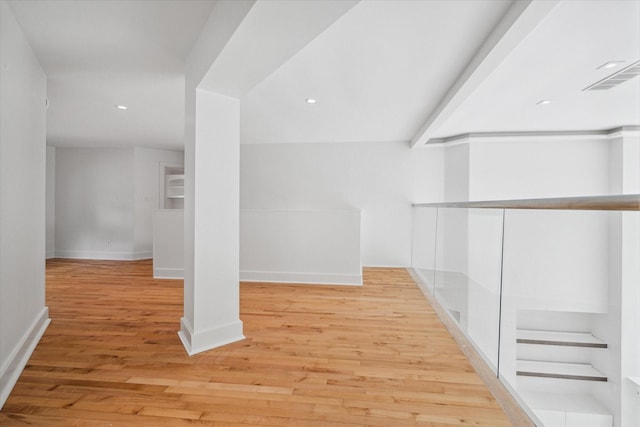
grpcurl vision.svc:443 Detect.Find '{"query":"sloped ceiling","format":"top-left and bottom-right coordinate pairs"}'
top-left (7, 0), bottom-right (640, 150)
top-left (240, 0), bottom-right (514, 145)
top-left (433, 0), bottom-right (640, 139)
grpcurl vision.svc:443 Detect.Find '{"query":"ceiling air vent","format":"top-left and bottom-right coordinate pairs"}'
top-left (584, 60), bottom-right (640, 91)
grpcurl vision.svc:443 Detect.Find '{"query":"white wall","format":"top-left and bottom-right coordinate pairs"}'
top-left (152, 209), bottom-right (184, 279)
top-left (609, 133), bottom-right (640, 195)
top-left (150, 209), bottom-right (362, 285)
top-left (55, 147), bottom-right (135, 259)
top-left (0, 0), bottom-right (50, 407)
top-left (467, 136), bottom-right (611, 200)
top-left (54, 146), bottom-right (183, 260)
top-left (502, 209), bottom-right (610, 314)
top-left (240, 141), bottom-right (443, 267)
top-left (133, 147), bottom-right (183, 258)
top-left (444, 142), bottom-right (470, 201)
top-left (240, 210), bottom-right (362, 285)
top-left (46, 146), bottom-right (56, 258)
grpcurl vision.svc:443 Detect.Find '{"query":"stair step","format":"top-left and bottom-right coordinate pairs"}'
top-left (517, 329), bottom-right (607, 348)
top-left (516, 360), bottom-right (607, 382)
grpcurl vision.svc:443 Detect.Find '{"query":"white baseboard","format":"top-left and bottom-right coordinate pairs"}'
top-left (55, 250), bottom-right (150, 261)
top-left (154, 267), bottom-right (184, 279)
top-left (0, 307), bottom-right (50, 409)
top-left (178, 317), bottom-right (244, 356)
top-left (132, 251), bottom-right (152, 260)
top-left (151, 269), bottom-right (361, 284)
top-left (240, 270), bottom-right (362, 286)
top-left (45, 251), bottom-right (55, 259)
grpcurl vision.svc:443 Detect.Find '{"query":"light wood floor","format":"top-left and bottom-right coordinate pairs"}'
top-left (0, 259), bottom-right (512, 426)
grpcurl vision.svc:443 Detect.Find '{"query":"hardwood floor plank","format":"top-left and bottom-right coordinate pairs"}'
top-left (0, 259), bottom-right (515, 426)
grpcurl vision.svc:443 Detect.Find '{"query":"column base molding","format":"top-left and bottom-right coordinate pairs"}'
top-left (178, 317), bottom-right (244, 356)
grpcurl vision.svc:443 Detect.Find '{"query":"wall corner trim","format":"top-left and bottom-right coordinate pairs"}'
top-left (0, 307), bottom-right (51, 409)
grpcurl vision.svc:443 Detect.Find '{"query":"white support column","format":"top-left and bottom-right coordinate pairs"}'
top-left (179, 88), bottom-right (244, 355)
top-left (177, 0), bottom-right (358, 357)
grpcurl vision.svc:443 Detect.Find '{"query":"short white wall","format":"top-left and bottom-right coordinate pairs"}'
top-left (240, 210), bottom-right (362, 285)
top-left (241, 141), bottom-right (443, 267)
top-left (134, 147), bottom-right (183, 259)
top-left (0, 0), bottom-right (50, 408)
top-left (152, 209), bottom-right (184, 279)
top-left (152, 209), bottom-right (362, 285)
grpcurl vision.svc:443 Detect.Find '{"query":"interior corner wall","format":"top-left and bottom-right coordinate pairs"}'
top-left (46, 146), bottom-right (56, 259)
top-left (54, 146), bottom-right (183, 261)
top-left (240, 141), bottom-right (443, 267)
top-left (133, 147), bottom-right (183, 258)
top-left (609, 133), bottom-right (640, 194)
top-left (467, 137), bottom-right (611, 200)
top-left (55, 147), bottom-right (135, 260)
top-left (0, 0), bottom-right (49, 407)
top-left (444, 143), bottom-right (470, 201)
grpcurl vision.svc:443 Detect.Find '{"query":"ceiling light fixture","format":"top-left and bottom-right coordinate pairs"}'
top-left (305, 98), bottom-right (317, 104)
top-left (537, 99), bottom-right (552, 105)
top-left (116, 105), bottom-right (128, 110)
top-left (597, 61), bottom-right (624, 70)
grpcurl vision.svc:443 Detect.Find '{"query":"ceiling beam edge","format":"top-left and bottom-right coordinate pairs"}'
top-left (410, 0), bottom-right (561, 149)
top-left (186, 0), bottom-right (256, 91)
top-left (200, 0), bottom-right (360, 98)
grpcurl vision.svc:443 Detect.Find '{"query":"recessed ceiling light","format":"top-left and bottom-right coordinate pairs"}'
top-left (305, 98), bottom-right (317, 104)
top-left (597, 61), bottom-right (624, 70)
top-left (116, 105), bottom-right (128, 110)
top-left (537, 99), bottom-right (552, 105)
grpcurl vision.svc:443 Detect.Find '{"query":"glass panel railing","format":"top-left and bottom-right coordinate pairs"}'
top-left (433, 208), bottom-right (504, 372)
top-left (411, 196), bottom-right (640, 427)
top-left (411, 207), bottom-right (438, 293)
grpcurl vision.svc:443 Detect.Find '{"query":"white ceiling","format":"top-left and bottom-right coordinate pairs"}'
top-left (434, 0), bottom-right (640, 139)
top-left (7, 0), bottom-right (640, 150)
top-left (240, 0), bottom-right (513, 144)
top-left (8, 0), bottom-right (216, 150)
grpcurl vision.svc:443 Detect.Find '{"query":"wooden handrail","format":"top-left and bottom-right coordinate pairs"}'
top-left (412, 194), bottom-right (640, 211)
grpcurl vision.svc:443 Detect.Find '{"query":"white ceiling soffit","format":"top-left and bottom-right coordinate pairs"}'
top-left (431, 0), bottom-right (640, 143)
top-left (8, 0), bottom-right (216, 150)
top-left (240, 0), bottom-right (514, 145)
top-left (200, 0), bottom-right (359, 97)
